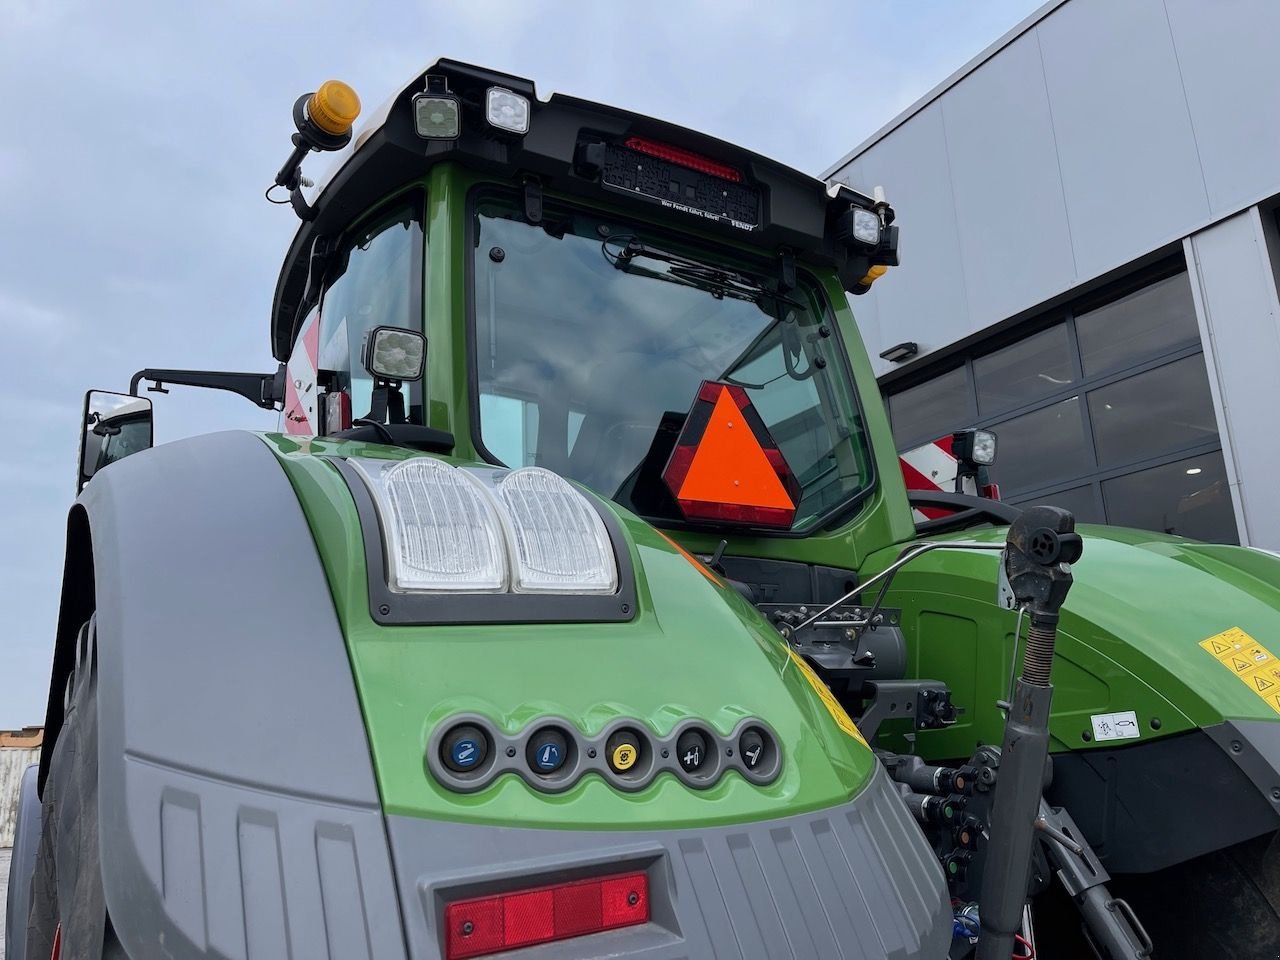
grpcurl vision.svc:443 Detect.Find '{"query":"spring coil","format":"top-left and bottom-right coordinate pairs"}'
top-left (1021, 622), bottom-right (1057, 687)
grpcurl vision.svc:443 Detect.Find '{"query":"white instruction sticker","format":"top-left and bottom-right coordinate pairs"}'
top-left (1090, 711), bottom-right (1141, 742)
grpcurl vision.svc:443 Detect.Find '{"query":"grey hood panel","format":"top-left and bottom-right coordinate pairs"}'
top-left (388, 765), bottom-right (950, 960)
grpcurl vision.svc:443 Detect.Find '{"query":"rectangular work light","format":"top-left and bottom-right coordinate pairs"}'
top-left (413, 92), bottom-right (461, 140)
top-left (485, 86), bottom-right (530, 134)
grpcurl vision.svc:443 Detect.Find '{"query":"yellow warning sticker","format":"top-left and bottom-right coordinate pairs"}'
top-left (1200, 627), bottom-right (1280, 716)
top-left (787, 648), bottom-right (869, 747)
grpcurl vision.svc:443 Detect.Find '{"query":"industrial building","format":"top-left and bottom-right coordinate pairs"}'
top-left (827, 0), bottom-right (1280, 548)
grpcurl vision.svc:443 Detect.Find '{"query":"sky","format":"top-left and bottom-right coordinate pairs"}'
top-left (0, 0), bottom-right (1044, 728)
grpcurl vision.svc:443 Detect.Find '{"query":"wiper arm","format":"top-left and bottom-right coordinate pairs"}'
top-left (603, 236), bottom-right (800, 309)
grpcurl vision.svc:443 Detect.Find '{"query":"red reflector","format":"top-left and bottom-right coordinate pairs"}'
top-left (982, 482), bottom-right (1002, 501)
top-left (445, 872), bottom-right (649, 959)
top-left (662, 380), bottom-right (801, 529)
top-left (624, 136), bottom-right (742, 182)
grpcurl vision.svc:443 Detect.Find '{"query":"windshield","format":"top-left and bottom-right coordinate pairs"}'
top-left (472, 196), bottom-right (875, 531)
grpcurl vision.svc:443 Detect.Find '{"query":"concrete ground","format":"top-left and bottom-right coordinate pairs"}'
top-left (0, 847), bottom-right (9, 957)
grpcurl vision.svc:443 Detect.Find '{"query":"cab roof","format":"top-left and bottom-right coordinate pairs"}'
top-left (270, 58), bottom-right (888, 360)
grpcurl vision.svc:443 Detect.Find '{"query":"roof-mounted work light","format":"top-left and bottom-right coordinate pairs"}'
top-left (485, 86), bottom-right (530, 134)
top-left (413, 75), bottom-right (461, 140)
top-left (270, 80), bottom-right (361, 220)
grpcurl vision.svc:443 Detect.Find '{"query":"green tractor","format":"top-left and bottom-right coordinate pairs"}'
top-left (7, 59), bottom-right (1280, 960)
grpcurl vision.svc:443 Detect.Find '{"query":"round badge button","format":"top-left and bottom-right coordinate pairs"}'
top-left (442, 724), bottom-right (488, 773)
top-left (527, 729), bottom-right (569, 775)
top-left (606, 730), bottom-right (642, 774)
top-left (676, 729), bottom-right (708, 774)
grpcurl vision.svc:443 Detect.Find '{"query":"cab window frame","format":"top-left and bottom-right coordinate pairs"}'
top-left (463, 183), bottom-right (880, 538)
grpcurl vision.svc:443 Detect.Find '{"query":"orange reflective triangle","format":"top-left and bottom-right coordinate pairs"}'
top-left (677, 388), bottom-right (794, 510)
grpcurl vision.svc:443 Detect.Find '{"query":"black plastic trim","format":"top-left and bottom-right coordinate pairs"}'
top-left (425, 713), bottom-right (781, 795)
top-left (463, 184), bottom-right (880, 539)
top-left (910, 489), bottom-right (1023, 535)
top-left (332, 456), bottom-right (637, 626)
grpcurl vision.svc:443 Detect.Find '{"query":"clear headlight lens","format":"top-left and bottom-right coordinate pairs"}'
top-left (496, 467), bottom-right (618, 594)
top-left (971, 429), bottom-right (998, 466)
top-left (352, 458), bottom-right (508, 592)
top-left (351, 459), bottom-right (619, 596)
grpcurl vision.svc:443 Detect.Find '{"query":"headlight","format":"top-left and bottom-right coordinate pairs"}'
top-left (496, 468), bottom-right (618, 594)
top-left (352, 458), bottom-right (509, 592)
top-left (350, 458), bottom-right (619, 596)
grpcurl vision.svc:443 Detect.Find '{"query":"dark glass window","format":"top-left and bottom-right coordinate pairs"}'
top-left (1010, 485), bottom-right (1105, 525)
top-left (1087, 354), bottom-right (1218, 468)
top-left (889, 366), bottom-right (972, 447)
top-left (1075, 272), bottom-right (1200, 377)
top-left (974, 324), bottom-right (1075, 415)
top-left (986, 397), bottom-right (1090, 494)
top-left (1102, 451), bottom-right (1238, 543)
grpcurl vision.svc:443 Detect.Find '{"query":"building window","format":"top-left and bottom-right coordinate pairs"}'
top-left (885, 262), bottom-right (1238, 543)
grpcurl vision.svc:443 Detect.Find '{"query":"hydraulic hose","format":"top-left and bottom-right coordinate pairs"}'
top-left (976, 507), bottom-right (1082, 960)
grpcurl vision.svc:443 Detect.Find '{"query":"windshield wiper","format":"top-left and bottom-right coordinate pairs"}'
top-left (603, 236), bottom-right (801, 311)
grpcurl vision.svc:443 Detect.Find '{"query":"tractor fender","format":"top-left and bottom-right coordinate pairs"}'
top-left (75, 430), bottom-right (406, 959)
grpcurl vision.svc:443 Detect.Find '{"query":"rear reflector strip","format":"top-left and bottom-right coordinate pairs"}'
top-left (446, 871), bottom-right (649, 959)
top-left (624, 136), bottom-right (743, 183)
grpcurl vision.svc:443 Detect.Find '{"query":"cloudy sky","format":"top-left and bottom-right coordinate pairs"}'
top-left (0, 0), bottom-right (1043, 727)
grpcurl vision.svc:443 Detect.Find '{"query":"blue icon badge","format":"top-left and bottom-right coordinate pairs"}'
top-left (535, 742), bottom-right (562, 771)
top-left (451, 739), bottom-right (479, 768)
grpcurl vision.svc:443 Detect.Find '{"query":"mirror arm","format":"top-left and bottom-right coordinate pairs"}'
top-left (130, 365), bottom-right (287, 411)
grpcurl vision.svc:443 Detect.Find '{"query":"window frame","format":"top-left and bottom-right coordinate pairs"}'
top-left (463, 183), bottom-right (880, 537)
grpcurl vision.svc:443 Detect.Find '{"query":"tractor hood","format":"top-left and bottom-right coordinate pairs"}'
top-left (263, 434), bottom-right (876, 830)
top-left (872, 523), bottom-right (1280, 758)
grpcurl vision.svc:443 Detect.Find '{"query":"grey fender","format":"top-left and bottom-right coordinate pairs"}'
top-left (76, 431), bottom-right (406, 960)
top-left (5, 762), bottom-right (40, 960)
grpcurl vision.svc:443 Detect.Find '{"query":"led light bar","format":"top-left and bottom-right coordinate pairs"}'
top-left (495, 467), bottom-right (618, 594)
top-left (445, 871), bottom-right (649, 959)
top-left (351, 458), bottom-right (508, 592)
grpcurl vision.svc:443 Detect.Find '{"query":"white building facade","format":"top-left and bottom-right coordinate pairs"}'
top-left (828, 0), bottom-right (1280, 548)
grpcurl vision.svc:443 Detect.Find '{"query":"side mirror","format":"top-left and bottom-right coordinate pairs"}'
top-left (79, 390), bottom-right (153, 492)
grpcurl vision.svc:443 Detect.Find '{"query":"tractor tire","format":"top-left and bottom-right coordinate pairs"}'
top-left (23, 618), bottom-right (121, 960)
top-left (1106, 832), bottom-right (1280, 959)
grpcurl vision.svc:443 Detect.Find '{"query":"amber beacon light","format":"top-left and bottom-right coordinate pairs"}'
top-left (271, 79), bottom-right (362, 220)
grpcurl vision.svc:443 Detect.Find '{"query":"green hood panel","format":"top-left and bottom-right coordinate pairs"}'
top-left (869, 523), bottom-right (1280, 759)
top-left (260, 434), bottom-right (875, 829)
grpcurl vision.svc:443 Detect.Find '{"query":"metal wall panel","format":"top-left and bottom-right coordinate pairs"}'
top-left (839, 103), bottom-right (969, 367)
top-left (1036, 0), bottom-right (1209, 281)
top-left (1166, 0), bottom-right (1280, 214)
top-left (0, 747), bottom-right (40, 846)
top-left (1185, 209), bottom-right (1280, 549)
top-left (940, 31), bottom-right (1075, 331)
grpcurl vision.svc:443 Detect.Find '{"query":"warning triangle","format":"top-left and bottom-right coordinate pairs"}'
top-left (677, 388), bottom-right (794, 510)
top-left (1252, 674), bottom-right (1276, 693)
top-left (1210, 639), bottom-right (1234, 655)
top-left (1231, 656), bottom-right (1253, 674)
top-left (1269, 694), bottom-right (1280, 715)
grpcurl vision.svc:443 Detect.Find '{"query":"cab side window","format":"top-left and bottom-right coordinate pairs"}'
top-left (318, 199), bottom-right (424, 424)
